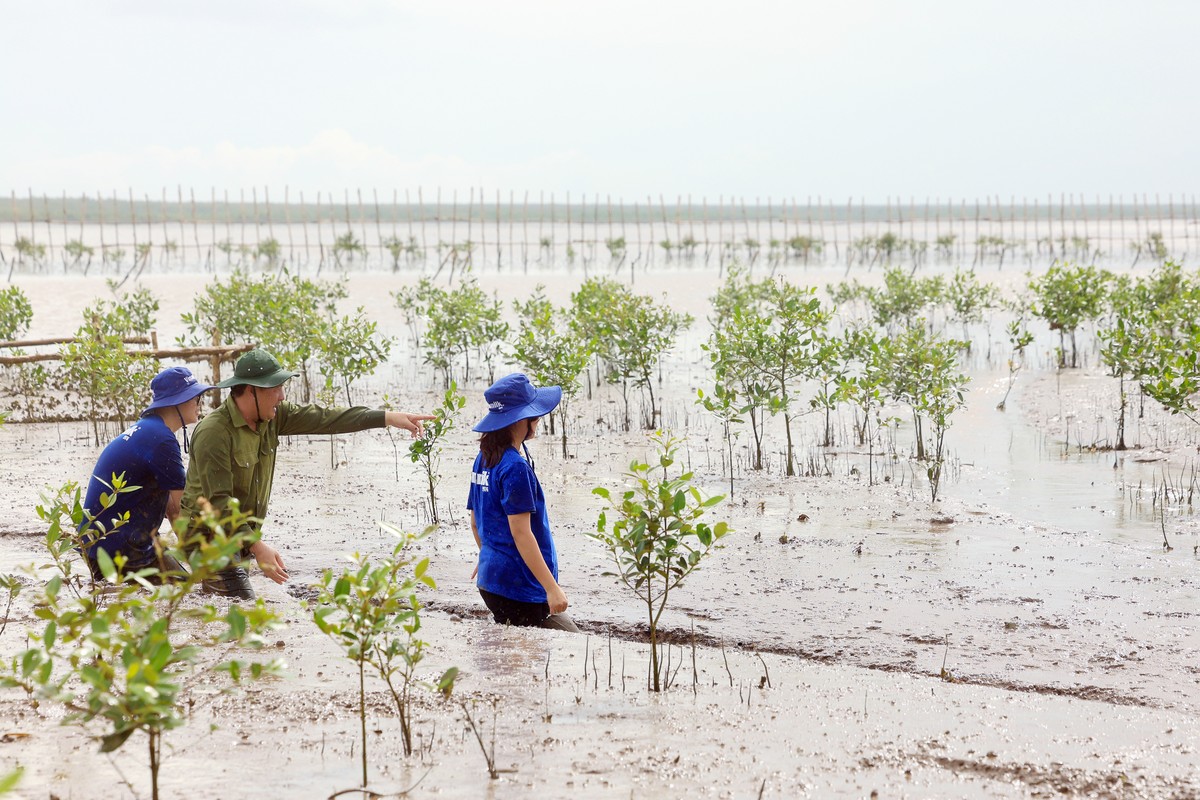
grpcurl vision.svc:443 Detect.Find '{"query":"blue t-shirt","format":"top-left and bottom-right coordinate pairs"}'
top-left (466, 447), bottom-right (558, 604)
top-left (81, 415), bottom-right (185, 561)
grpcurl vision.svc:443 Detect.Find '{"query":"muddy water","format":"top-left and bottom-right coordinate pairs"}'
top-left (1, 266), bottom-right (1199, 797)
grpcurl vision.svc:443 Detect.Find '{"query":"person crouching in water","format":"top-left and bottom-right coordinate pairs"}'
top-left (80, 366), bottom-right (214, 582)
top-left (467, 374), bottom-right (578, 632)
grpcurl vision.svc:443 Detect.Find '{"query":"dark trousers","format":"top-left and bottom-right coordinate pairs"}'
top-left (479, 588), bottom-right (578, 632)
top-left (86, 545), bottom-right (185, 586)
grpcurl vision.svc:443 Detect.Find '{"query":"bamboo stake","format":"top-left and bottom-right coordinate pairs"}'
top-left (419, 186), bottom-right (427, 265)
top-left (522, 190), bottom-right (529, 274)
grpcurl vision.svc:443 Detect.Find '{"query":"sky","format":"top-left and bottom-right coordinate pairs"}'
top-left (2, 0), bottom-right (1198, 203)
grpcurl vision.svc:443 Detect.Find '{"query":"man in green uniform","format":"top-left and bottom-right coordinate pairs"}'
top-left (180, 348), bottom-right (432, 599)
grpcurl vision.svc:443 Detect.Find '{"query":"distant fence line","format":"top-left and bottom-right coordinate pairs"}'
top-left (2, 188), bottom-right (1197, 275)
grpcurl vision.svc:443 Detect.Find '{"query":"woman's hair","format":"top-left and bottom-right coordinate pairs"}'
top-left (478, 418), bottom-right (539, 467)
top-left (479, 428), bottom-right (511, 468)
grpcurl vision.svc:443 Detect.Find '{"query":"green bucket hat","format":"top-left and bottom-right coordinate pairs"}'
top-left (215, 348), bottom-right (298, 389)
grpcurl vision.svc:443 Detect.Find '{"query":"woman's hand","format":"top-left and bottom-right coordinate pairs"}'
top-left (545, 583), bottom-right (568, 615)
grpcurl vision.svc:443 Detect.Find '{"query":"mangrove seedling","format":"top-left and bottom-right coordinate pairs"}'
top-left (409, 383), bottom-right (466, 523)
top-left (312, 524), bottom-right (458, 781)
top-left (591, 431), bottom-right (729, 692)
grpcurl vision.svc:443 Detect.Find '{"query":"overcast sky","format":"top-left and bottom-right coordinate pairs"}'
top-left (2, 1), bottom-right (1197, 203)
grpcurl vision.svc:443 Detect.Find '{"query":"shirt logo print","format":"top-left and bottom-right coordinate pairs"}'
top-left (471, 470), bottom-right (490, 491)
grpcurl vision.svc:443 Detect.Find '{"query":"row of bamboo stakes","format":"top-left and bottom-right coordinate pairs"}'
top-left (3, 188), bottom-right (1196, 271)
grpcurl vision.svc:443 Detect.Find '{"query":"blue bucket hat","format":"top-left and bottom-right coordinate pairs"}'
top-left (144, 366), bottom-right (214, 412)
top-left (472, 374), bottom-right (562, 433)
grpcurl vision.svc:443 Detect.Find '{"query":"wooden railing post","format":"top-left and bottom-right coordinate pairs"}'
top-left (210, 328), bottom-right (222, 409)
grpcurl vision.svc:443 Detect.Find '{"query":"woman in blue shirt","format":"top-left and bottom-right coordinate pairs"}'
top-left (467, 373), bottom-right (578, 631)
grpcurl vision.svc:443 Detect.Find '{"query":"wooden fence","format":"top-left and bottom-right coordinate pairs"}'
top-left (0, 331), bottom-right (252, 411)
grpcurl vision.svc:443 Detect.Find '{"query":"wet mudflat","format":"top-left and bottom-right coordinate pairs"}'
top-left (0, 268), bottom-right (1198, 798)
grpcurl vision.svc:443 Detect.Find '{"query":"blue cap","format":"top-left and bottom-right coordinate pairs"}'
top-left (472, 374), bottom-right (562, 433)
top-left (144, 367), bottom-right (214, 412)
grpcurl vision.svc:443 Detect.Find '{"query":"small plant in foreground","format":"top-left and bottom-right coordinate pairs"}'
top-left (0, 489), bottom-right (283, 800)
top-left (312, 524), bottom-right (458, 786)
top-left (591, 431), bottom-right (730, 692)
top-left (409, 383), bottom-right (466, 523)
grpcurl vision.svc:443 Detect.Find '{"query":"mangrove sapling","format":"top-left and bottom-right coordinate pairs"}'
top-left (508, 287), bottom-right (591, 457)
top-left (422, 275), bottom-right (509, 388)
top-left (705, 277), bottom-right (785, 470)
top-left (180, 270), bottom-right (349, 402)
top-left (1028, 262), bottom-right (1111, 368)
top-left (332, 231), bottom-right (367, 268)
top-left (787, 235), bottom-right (823, 263)
top-left (591, 431), bottom-right (730, 692)
top-left (628, 297), bottom-right (692, 430)
top-left (1140, 328), bottom-right (1200, 426)
top-left (723, 281), bottom-right (830, 476)
top-left (944, 269), bottom-right (1000, 349)
top-left (569, 276), bottom-right (631, 394)
top-left (1098, 315), bottom-right (1152, 451)
top-left (311, 524), bottom-right (458, 781)
top-left (807, 331), bottom-right (849, 448)
top-left (997, 319), bottom-right (1035, 412)
top-left (64, 239), bottom-right (95, 272)
top-left (696, 383), bottom-right (747, 497)
top-left (866, 267), bottom-right (946, 334)
top-left (593, 290), bottom-right (692, 430)
top-left (0, 492), bottom-right (283, 800)
top-left (883, 323), bottom-right (966, 463)
top-left (708, 265), bottom-right (775, 335)
top-left (59, 296), bottom-right (158, 444)
top-left (382, 235), bottom-right (422, 270)
top-left (0, 286), bottom-right (33, 340)
top-left (838, 327), bottom-right (895, 486)
top-left (935, 233), bottom-right (957, 260)
top-left (317, 309), bottom-right (395, 406)
top-left (391, 277), bottom-right (445, 349)
top-left (910, 334), bottom-right (969, 502)
top-left (12, 237), bottom-right (46, 270)
top-left (605, 236), bottom-right (627, 260)
top-left (408, 383), bottom-right (466, 524)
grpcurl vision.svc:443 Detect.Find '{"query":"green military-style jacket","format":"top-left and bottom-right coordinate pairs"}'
top-left (181, 395), bottom-right (385, 541)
